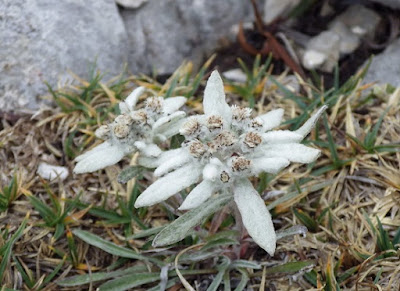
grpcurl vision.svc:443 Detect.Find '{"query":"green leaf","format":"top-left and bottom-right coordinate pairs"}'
top-left (0, 215), bottom-right (28, 281)
top-left (276, 225), bottom-right (307, 240)
top-left (72, 229), bottom-right (163, 265)
top-left (293, 208), bottom-right (318, 232)
top-left (126, 226), bottom-right (165, 240)
top-left (153, 194), bottom-right (232, 247)
top-left (28, 195), bottom-right (57, 225)
top-left (117, 166), bottom-right (144, 184)
top-left (376, 217), bottom-right (394, 251)
top-left (323, 114), bottom-right (340, 166)
top-left (364, 107), bottom-right (390, 151)
top-left (233, 268), bottom-right (249, 291)
top-left (57, 265), bottom-right (148, 287)
top-left (201, 238), bottom-right (239, 251)
top-left (231, 260), bottom-right (261, 270)
top-left (265, 261), bottom-right (315, 275)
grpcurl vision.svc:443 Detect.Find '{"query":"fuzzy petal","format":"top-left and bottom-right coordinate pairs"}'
top-left (203, 71), bottom-right (232, 125)
top-left (262, 130), bottom-right (303, 144)
top-left (261, 143), bottom-right (321, 163)
top-left (163, 97), bottom-right (187, 115)
top-left (234, 179), bottom-right (276, 255)
top-left (152, 111), bottom-right (186, 132)
top-left (74, 142), bottom-right (112, 162)
top-left (137, 156), bottom-right (160, 168)
top-left (257, 109), bottom-right (284, 132)
top-left (134, 141), bottom-right (162, 158)
top-left (160, 117), bottom-right (187, 138)
top-left (138, 148), bottom-right (186, 168)
top-left (202, 158), bottom-right (224, 181)
top-left (251, 157), bottom-right (290, 175)
top-left (179, 179), bottom-right (218, 210)
top-left (154, 151), bottom-right (192, 177)
top-left (119, 87), bottom-right (145, 113)
top-left (295, 105), bottom-right (328, 138)
top-left (134, 164), bottom-right (203, 208)
top-left (74, 143), bottom-right (126, 173)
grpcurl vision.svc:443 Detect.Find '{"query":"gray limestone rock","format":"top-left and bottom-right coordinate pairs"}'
top-left (121, 0), bottom-right (253, 75)
top-left (1, 0), bottom-right (253, 112)
top-left (362, 37), bottom-right (400, 87)
top-left (0, 0), bottom-right (129, 111)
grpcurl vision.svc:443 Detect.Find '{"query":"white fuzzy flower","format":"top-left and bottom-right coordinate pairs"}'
top-left (134, 71), bottom-right (327, 255)
top-left (73, 87), bottom-right (187, 174)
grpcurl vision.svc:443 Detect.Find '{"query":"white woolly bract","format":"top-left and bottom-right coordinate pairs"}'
top-left (134, 164), bottom-right (203, 208)
top-left (73, 142), bottom-right (126, 174)
top-left (179, 179), bottom-right (218, 210)
top-left (203, 71), bottom-right (232, 126)
top-left (234, 179), bottom-right (276, 256)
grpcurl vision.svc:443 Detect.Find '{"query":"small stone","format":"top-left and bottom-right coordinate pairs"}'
top-left (328, 21), bottom-right (360, 55)
top-left (302, 31), bottom-right (341, 72)
top-left (263, 0), bottom-right (301, 24)
top-left (362, 37), bottom-right (400, 87)
top-left (333, 5), bottom-right (381, 37)
top-left (37, 162), bottom-right (69, 181)
top-left (222, 69), bottom-right (247, 83)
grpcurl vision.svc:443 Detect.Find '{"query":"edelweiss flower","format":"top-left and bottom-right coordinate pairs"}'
top-left (134, 71), bottom-right (327, 255)
top-left (73, 87), bottom-right (187, 173)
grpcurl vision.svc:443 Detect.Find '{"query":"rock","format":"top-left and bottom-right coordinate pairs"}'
top-left (369, 0), bottom-right (400, 9)
top-left (301, 5), bottom-right (381, 72)
top-left (37, 162), bottom-right (69, 181)
top-left (362, 37), bottom-right (400, 87)
top-left (302, 31), bottom-right (341, 72)
top-left (1, 0), bottom-right (254, 112)
top-left (263, 0), bottom-right (301, 24)
top-left (121, 0), bottom-right (253, 75)
top-left (332, 5), bottom-right (381, 37)
top-left (0, 0), bottom-right (129, 112)
top-left (328, 21), bottom-right (360, 55)
top-left (223, 69), bottom-right (247, 83)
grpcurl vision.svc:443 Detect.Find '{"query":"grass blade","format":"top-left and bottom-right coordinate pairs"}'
top-left (72, 229), bottom-right (163, 265)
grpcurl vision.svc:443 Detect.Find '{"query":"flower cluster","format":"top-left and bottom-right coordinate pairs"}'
top-left (134, 71), bottom-right (327, 255)
top-left (73, 87), bottom-right (187, 173)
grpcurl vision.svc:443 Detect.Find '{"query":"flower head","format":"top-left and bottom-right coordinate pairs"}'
top-left (73, 87), bottom-right (187, 174)
top-left (134, 71), bottom-right (327, 255)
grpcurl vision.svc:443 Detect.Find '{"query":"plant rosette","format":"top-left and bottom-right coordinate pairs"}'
top-left (135, 71), bottom-right (327, 255)
top-left (73, 87), bottom-right (187, 174)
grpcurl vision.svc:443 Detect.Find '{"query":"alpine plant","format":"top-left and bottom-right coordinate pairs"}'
top-left (73, 87), bottom-right (187, 173)
top-left (135, 71), bottom-right (327, 255)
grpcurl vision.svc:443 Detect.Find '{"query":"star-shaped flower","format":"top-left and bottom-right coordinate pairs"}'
top-left (135, 71), bottom-right (327, 255)
top-left (73, 87), bottom-right (187, 173)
